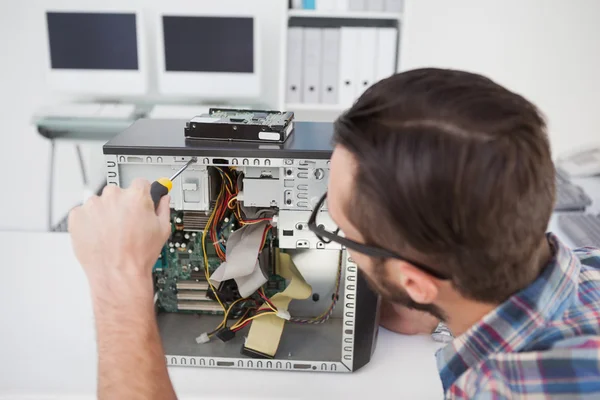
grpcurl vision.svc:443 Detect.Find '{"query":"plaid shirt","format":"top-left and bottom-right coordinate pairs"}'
top-left (436, 234), bottom-right (600, 399)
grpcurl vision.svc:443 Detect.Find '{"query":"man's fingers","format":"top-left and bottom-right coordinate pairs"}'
top-left (130, 178), bottom-right (151, 192)
top-left (157, 195), bottom-right (172, 238)
top-left (128, 179), bottom-right (154, 209)
top-left (101, 184), bottom-right (120, 197)
top-left (84, 195), bottom-right (101, 209)
top-left (67, 206), bottom-right (81, 233)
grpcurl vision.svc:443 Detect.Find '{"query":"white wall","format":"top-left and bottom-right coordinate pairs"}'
top-left (1, 0), bottom-right (599, 231)
top-left (401, 0), bottom-right (600, 153)
top-left (0, 2), bottom-right (92, 232)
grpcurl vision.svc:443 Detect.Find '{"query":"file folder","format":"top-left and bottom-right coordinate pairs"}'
top-left (348, 0), bottom-right (365, 11)
top-left (336, 0), bottom-right (349, 10)
top-left (355, 28), bottom-right (377, 97)
top-left (375, 28), bottom-right (398, 82)
top-left (368, 0), bottom-right (385, 11)
top-left (286, 27), bottom-right (304, 104)
top-left (302, 28), bottom-right (323, 104)
top-left (385, 0), bottom-right (404, 12)
top-left (339, 27), bottom-right (360, 106)
top-left (320, 28), bottom-right (340, 104)
top-left (316, 0), bottom-right (337, 10)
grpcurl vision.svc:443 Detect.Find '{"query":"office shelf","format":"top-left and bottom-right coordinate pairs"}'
top-left (288, 9), bottom-right (401, 20)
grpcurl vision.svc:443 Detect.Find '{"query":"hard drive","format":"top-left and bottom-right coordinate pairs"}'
top-left (184, 108), bottom-right (295, 143)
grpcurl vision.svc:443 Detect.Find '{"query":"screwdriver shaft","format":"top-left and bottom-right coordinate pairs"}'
top-left (170, 157), bottom-right (198, 181)
top-left (151, 157), bottom-right (198, 210)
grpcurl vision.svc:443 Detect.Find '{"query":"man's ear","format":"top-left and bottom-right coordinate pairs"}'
top-left (385, 260), bottom-right (440, 304)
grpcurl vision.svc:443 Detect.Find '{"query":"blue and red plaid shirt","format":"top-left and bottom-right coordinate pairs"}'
top-left (436, 234), bottom-right (600, 399)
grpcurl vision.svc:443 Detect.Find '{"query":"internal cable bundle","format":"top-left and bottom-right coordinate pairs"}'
top-left (197, 167), bottom-right (342, 351)
top-left (199, 167), bottom-right (275, 342)
top-left (210, 167), bottom-right (271, 261)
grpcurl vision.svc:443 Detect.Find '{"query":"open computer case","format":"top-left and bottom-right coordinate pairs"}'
top-left (103, 119), bottom-right (380, 372)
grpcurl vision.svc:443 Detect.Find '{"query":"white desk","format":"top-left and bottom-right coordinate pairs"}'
top-left (1, 177), bottom-right (598, 399)
top-left (0, 232), bottom-right (444, 399)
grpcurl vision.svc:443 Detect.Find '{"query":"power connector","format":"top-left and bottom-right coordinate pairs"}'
top-left (195, 332), bottom-right (210, 344)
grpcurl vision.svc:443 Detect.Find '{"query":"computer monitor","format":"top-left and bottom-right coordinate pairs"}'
top-left (156, 8), bottom-right (260, 100)
top-left (43, 7), bottom-right (147, 96)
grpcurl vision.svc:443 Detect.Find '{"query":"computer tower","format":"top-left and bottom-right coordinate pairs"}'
top-left (103, 119), bottom-right (380, 372)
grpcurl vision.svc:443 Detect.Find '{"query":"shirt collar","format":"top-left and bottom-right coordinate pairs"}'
top-left (435, 233), bottom-right (581, 392)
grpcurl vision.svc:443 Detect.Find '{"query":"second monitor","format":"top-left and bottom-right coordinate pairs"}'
top-left (157, 11), bottom-right (260, 100)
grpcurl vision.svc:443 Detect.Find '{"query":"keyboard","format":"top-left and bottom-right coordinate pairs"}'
top-left (148, 104), bottom-right (252, 119)
top-left (97, 104), bottom-right (136, 118)
top-left (555, 168), bottom-right (592, 211)
top-left (558, 213), bottom-right (600, 247)
top-left (37, 103), bottom-right (136, 119)
top-left (148, 105), bottom-right (212, 119)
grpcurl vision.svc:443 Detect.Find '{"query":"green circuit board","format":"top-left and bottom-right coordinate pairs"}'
top-left (153, 211), bottom-right (286, 314)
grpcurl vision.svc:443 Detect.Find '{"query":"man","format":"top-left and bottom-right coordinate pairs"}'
top-left (69, 68), bottom-right (600, 399)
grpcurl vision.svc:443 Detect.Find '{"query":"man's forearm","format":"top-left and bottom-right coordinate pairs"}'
top-left (92, 277), bottom-right (176, 400)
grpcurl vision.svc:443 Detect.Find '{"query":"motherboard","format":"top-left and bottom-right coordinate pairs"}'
top-left (154, 212), bottom-right (287, 315)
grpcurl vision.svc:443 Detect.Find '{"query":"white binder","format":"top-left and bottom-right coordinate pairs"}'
top-left (338, 27), bottom-right (360, 106)
top-left (320, 28), bottom-right (340, 104)
top-left (302, 28), bottom-right (323, 104)
top-left (316, 0), bottom-right (336, 10)
top-left (286, 27), bottom-right (304, 104)
top-left (355, 28), bottom-right (377, 98)
top-left (385, 0), bottom-right (404, 12)
top-left (375, 28), bottom-right (398, 82)
top-left (348, 0), bottom-right (365, 11)
top-left (336, 0), bottom-right (349, 10)
top-left (291, 0), bottom-right (303, 9)
top-left (367, 0), bottom-right (385, 11)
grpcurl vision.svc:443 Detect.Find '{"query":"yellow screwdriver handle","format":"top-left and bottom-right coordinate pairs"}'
top-left (150, 178), bottom-right (173, 209)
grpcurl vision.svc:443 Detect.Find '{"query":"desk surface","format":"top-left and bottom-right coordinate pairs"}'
top-left (1, 177), bottom-right (598, 399)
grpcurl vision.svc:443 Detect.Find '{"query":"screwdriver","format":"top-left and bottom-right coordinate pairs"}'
top-left (150, 157), bottom-right (197, 209)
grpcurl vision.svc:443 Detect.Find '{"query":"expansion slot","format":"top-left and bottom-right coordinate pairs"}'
top-left (176, 281), bottom-right (210, 291)
top-left (176, 290), bottom-right (210, 301)
top-left (177, 301), bottom-right (224, 313)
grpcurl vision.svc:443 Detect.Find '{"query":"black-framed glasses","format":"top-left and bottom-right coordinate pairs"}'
top-left (307, 192), bottom-right (451, 281)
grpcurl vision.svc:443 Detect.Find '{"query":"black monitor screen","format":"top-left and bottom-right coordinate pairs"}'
top-left (47, 12), bottom-right (138, 70)
top-left (163, 16), bottom-right (254, 73)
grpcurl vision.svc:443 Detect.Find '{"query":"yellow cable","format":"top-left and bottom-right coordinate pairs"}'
top-left (215, 167), bottom-right (234, 190)
top-left (260, 299), bottom-right (277, 313)
top-left (235, 203), bottom-right (262, 226)
top-left (209, 297), bottom-right (249, 337)
top-left (258, 288), bottom-right (277, 312)
top-left (227, 196), bottom-right (237, 209)
top-left (202, 186), bottom-right (226, 312)
top-left (203, 167), bottom-right (275, 332)
top-left (231, 311), bottom-right (277, 330)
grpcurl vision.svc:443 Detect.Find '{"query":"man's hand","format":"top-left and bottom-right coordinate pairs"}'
top-left (380, 300), bottom-right (440, 335)
top-left (68, 178), bottom-right (176, 400)
top-left (68, 179), bottom-right (171, 297)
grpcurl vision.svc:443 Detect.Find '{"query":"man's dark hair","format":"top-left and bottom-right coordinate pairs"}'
top-left (334, 68), bottom-right (555, 303)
